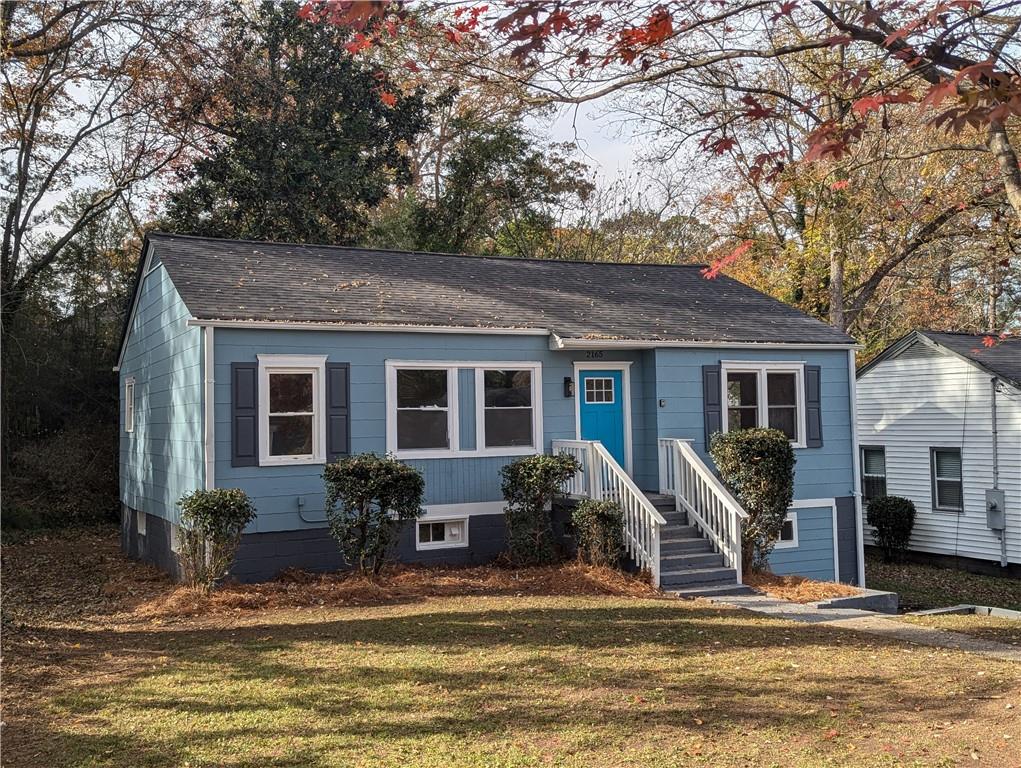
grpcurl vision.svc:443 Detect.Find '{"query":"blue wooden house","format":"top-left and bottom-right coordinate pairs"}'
top-left (117, 233), bottom-right (865, 594)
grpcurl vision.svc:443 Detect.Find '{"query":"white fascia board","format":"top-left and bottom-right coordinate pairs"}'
top-left (187, 319), bottom-right (549, 336)
top-left (113, 242), bottom-right (156, 372)
top-left (550, 333), bottom-right (860, 351)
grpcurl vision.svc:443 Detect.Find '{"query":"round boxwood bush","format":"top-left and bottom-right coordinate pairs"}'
top-left (866, 495), bottom-right (916, 562)
top-left (709, 428), bottom-right (796, 571)
top-left (178, 488), bottom-right (257, 592)
top-left (572, 499), bottom-right (624, 568)
top-left (500, 453), bottom-right (581, 566)
top-left (324, 453), bottom-right (424, 575)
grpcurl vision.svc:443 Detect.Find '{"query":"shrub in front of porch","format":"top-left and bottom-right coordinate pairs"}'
top-left (501, 454), bottom-right (581, 566)
top-left (324, 453), bottom-right (424, 575)
top-left (710, 428), bottom-right (795, 572)
top-left (572, 499), bottom-right (624, 568)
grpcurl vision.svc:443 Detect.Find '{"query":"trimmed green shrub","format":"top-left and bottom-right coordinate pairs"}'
top-left (178, 488), bottom-right (257, 592)
top-left (500, 453), bottom-right (581, 566)
top-left (867, 495), bottom-right (916, 562)
top-left (572, 499), bottom-right (624, 568)
top-left (324, 453), bottom-right (424, 575)
top-left (709, 428), bottom-right (796, 571)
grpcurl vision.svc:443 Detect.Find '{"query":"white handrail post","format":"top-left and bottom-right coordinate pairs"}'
top-left (585, 442), bottom-right (599, 499)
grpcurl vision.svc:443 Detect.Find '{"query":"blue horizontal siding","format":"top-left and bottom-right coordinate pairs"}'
top-left (213, 330), bottom-right (653, 533)
top-left (119, 265), bottom-right (204, 524)
top-left (768, 506), bottom-right (836, 581)
top-left (653, 348), bottom-right (855, 502)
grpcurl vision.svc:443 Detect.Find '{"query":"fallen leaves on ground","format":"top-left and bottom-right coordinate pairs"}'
top-left (745, 570), bottom-right (861, 603)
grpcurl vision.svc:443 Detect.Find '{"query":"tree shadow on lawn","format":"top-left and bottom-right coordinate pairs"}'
top-left (6, 603), bottom-right (1018, 768)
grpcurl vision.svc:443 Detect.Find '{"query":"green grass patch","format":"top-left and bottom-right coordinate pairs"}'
top-left (5, 596), bottom-right (1020, 768)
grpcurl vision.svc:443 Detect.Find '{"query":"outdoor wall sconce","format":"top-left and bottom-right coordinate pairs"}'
top-left (564, 377), bottom-right (574, 398)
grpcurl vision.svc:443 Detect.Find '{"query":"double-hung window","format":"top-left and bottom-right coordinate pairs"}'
top-left (722, 363), bottom-right (805, 446)
top-left (930, 448), bottom-right (963, 512)
top-left (478, 367), bottom-right (538, 452)
top-left (387, 361), bottom-right (542, 458)
top-left (861, 446), bottom-right (887, 502)
top-left (258, 355), bottom-right (326, 465)
top-left (395, 367), bottom-right (453, 452)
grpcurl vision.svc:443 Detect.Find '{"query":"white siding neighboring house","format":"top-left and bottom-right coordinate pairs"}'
top-left (856, 331), bottom-right (1021, 571)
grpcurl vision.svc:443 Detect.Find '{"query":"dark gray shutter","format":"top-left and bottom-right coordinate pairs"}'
top-left (805, 364), bottom-right (823, 448)
top-left (703, 364), bottom-right (722, 447)
top-left (326, 363), bottom-right (350, 462)
top-left (231, 362), bottom-right (258, 467)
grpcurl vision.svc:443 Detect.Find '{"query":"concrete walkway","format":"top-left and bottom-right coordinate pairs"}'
top-left (710, 593), bottom-right (1021, 661)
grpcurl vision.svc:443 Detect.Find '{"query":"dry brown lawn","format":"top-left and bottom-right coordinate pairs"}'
top-left (2, 527), bottom-right (1019, 768)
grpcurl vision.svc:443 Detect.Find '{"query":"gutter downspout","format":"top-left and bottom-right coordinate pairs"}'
top-left (203, 325), bottom-right (215, 491)
top-left (848, 349), bottom-right (866, 587)
top-left (992, 376), bottom-right (1006, 567)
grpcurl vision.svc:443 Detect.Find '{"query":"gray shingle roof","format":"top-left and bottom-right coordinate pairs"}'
top-left (147, 232), bottom-right (854, 345)
top-left (919, 331), bottom-right (1021, 390)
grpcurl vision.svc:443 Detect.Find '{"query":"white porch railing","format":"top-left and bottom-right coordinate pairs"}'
top-left (552, 439), bottom-right (666, 587)
top-left (658, 438), bottom-right (750, 583)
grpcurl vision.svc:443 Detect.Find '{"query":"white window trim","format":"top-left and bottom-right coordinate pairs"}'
top-left (124, 378), bottom-right (135, 433)
top-left (386, 360), bottom-right (544, 459)
top-left (720, 361), bottom-right (807, 449)
top-left (774, 509), bottom-right (799, 549)
top-left (474, 364), bottom-right (543, 457)
top-left (257, 354), bottom-right (327, 466)
top-left (386, 361), bottom-right (460, 459)
top-left (930, 447), bottom-right (964, 513)
top-left (415, 515), bottom-right (470, 551)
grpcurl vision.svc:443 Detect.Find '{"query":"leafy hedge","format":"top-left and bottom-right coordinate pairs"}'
top-left (572, 499), bottom-right (624, 568)
top-left (866, 495), bottom-right (916, 562)
top-left (178, 488), bottom-right (257, 592)
top-left (324, 453), bottom-right (424, 575)
top-left (500, 453), bottom-right (581, 566)
top-left (710, 428), bottom-right (795, 571)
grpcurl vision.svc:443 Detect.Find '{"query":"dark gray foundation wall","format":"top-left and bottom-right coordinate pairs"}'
top-left (835, 496), bottom-right (861, 585)
top-left (122, 505), bottom-right (575, 583)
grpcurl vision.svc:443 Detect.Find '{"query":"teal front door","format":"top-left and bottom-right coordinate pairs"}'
top-left (578, 369), bottom-right (627, 468)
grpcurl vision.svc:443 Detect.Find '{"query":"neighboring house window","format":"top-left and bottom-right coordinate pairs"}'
top-left (774, 511), bottom-right (798, 549)
top-left (124, 378), bottom-right (135, 433)
top-left (584, 377), bottom-right (615, 403)
top-left (722, 363), bottom-right (805, 445)
top-left (930, 448), bottom-right (963, 512)
top-left (478, 367), bottom-right (540, 452)
top-left (396, 368), bottom-right (453, 451)
top-left (861, 446), bottom-right (887, 502)
top-left (258, 355), bottom-right (327, 465)
top-left (416, 517), bottom-right (468, 550)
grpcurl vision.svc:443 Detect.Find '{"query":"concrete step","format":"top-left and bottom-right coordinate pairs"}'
top-left (668, 583), bottom-right (756, 599)
top-left (660, 510), bottom-right (688, 525)
top-left (660, 551), bottom-right (725, 569)
top-left (660, 537), bottom-right (714, 555)
top-left (643, 493), bottom-right (676, 507)
top-left (659, 566), bottom-right (737, 587)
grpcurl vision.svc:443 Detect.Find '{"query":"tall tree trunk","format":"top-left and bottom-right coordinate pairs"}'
top-left (828, 223), bottom-right (846, 330)
top-left (987, 121), bottom-right (1021, 223)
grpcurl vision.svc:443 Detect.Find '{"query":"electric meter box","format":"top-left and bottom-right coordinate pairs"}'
top-left (986, 489), bottom-right (1006, 531)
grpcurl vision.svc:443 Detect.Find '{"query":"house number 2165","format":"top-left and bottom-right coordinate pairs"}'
top-left (585, 351), bottom-right (605, 359)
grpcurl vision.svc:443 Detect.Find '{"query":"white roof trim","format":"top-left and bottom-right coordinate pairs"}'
top-left (186, 319), bottom-right (550, 335)
top-left (114, 242), bottom-right (156, 372)
top-left (549, 332), bottom-right (860, 351)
